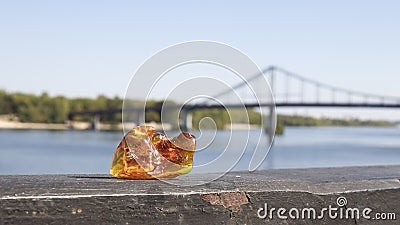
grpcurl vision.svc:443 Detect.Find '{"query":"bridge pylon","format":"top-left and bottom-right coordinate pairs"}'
top-left (91, 114), bottom-right (101, 131)
top-left (266, 67), bottom-right (276, 145)
top-left (180, 109), bottom-right (192, 132)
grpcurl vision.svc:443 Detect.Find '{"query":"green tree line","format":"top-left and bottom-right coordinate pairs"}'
top-left (191, 108), bottom-right (262, 130)
top-left (277, 114), bottom-right (394, 127)
top-left (0, 90), bottom-right (123, 123)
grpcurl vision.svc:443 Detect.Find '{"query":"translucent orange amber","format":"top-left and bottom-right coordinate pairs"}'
top-left (110, 126), bottom-right (196, 179)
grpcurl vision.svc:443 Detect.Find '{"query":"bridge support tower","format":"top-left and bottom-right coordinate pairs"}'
top-left (136, 110), bottom-right (145, 126)
top-left (266, 67), bottom-right (276, 145)
top-left (180, 109), bottom-right (193, 132)
top-left (91, 114), bottom-right (101, 131)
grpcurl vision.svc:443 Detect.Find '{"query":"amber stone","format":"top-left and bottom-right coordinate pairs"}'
top-left (110, 126), bottom-right (196, 179)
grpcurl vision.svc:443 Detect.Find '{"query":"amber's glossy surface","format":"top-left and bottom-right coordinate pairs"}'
top-left (110, 126), bottom-right (196, 179)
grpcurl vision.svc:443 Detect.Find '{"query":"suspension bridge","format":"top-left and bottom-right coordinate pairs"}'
top-left (68, 66), bottom-right (400, 138)
top-left (197, 66), bottom-right (400, 108)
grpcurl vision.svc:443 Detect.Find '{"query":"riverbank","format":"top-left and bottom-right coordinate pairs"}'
top-left (0, 120), bottom-right (68, 130)
top-left (0, 114), bottom-right (396, 133)
top-left (0, 120), bottom-right (170, 131)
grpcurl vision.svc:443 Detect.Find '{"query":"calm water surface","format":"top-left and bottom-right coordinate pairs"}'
top-left (0, 127), bottom-right (399, 174)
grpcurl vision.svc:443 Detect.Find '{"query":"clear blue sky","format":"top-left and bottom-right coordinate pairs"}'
top-left (1, 0), bottom-right (400, 119)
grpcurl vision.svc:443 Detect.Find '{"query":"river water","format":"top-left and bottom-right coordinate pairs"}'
top-left (0, 127), bottom-right (399, 175)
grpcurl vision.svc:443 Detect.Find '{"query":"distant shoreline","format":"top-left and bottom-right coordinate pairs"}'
top-left (0, 120), bottom-right (172, 131)
top-left (0, 121), bottom-right (68, 130)
top-left (0, 120), bottom-right (396, 132)
top-left (0, 121), bottom-right (261, 131)
top-left (0, 121), bottom-right (118, 131)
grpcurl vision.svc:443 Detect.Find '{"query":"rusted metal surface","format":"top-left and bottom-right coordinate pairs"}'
top-left (201, 192), bottom-right (249, 212)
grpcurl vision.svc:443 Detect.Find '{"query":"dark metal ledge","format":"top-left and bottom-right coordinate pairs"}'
top-left (1, 166), bottom-right (399, 224)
